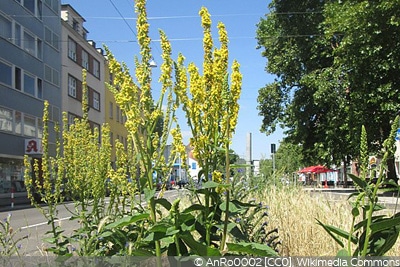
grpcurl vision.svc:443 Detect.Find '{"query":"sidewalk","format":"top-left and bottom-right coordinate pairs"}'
top-left (304, 186), bottom-right (400, 207)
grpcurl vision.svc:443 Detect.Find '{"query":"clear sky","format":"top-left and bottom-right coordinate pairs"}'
top-left (61, 0), bottom-right (284, 160)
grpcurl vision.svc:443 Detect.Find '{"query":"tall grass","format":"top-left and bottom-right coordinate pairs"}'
top-left (255, 186), bottom-right (400, 256)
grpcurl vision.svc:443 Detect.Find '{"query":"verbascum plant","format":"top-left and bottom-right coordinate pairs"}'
top-left (172, 6), bottom-right (277, 257)
top-left (104, 0), bottom-right (187, 260)
top-left (318, 116), bottom-right (400, 256)
top-left (24, 100), bottom-right (69, 255)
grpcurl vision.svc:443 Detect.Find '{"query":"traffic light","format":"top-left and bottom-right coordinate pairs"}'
top-left (271, 143), bottom-right (276, 154)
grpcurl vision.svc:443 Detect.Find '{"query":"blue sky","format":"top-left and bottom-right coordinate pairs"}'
top-left (61, 0), bottom-right (284, 160)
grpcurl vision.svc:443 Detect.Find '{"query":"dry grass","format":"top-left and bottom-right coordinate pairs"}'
top-left (257, 186), bottom-right (400, 256)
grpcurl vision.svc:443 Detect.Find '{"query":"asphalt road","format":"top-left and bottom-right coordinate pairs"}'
top-left (1, 188), bottom-right (399, 256)
top-left (0, 189), bottom-right (183, 256)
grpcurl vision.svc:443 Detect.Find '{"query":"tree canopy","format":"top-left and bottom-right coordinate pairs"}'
top-left (256, 0), bottom-right (400, 168)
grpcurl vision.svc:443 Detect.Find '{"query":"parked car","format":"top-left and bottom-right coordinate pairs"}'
top-left (0, 180), bottom-right (29, 207)
top-left (177, 178), bottom-right (188, 189)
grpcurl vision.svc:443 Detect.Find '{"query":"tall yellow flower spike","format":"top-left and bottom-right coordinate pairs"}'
top-left (177, 7), bottom-right (242, 174)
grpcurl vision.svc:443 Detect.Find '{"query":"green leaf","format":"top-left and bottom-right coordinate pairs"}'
top-left (160, 236), bottom-right (175, 246)
top-left (179, 232), bottom-right (220, 256)
top-left (144, 188), bottom-right (156, 202)
top-left (219, 201), bottom-right (240, 213)
top-left (149, 223), bottom-right (170, 233)
top-left (105, 213), bottom-right (150, 229)
top-left (143, 231), bottom-right (166, 242)
top-left (183, 204), bottom-right (205, 213)
top-left (227, 242), bottom-right (278, 256)
top-left (348, 174), bottom-right (368, 190)
top-left (166, 227), bottom-right (180, 236)
top-left (336, 248), bottom-right (350, 257)
top-left (155, 198), bottom-right (172, 211)
top-left (316, 219), bottom-right (357, 246)
top-left (202, 181), bottom-right (220, 189)
top-left (98, 231), bottom-right (114, 238)
top-left (370, 216), bottom-right (400, 233)
top-left (373, 229), bottom-right (400, 256)
top-left (231, 199), bottom-right (259, 208)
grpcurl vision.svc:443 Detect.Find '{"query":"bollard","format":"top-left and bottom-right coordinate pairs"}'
top-left (11, 187), bottom-right (15, 208)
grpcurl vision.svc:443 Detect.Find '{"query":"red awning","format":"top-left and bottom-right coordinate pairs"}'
top-left (298, 165), bottom-right (334, 174)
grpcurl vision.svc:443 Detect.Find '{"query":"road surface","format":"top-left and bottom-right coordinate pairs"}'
top-left (0, 189), bottom-right (183, 256)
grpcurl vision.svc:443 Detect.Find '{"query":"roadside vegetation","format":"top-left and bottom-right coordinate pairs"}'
top-left (1, 0), bottom-right (399, 262)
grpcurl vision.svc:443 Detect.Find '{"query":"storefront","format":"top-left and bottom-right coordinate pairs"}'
top-left (0, 138), bottom-right (42, 207)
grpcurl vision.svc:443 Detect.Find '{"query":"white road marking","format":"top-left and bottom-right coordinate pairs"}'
top-left (21, 216), bottom-right (71, 230)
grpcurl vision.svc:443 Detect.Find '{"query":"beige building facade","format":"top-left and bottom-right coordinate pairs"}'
top-left (61, 4), bottom-right (105, 131)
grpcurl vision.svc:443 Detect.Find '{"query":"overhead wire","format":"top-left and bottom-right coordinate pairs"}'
top-left (108, 0), bottom-right (162, 55)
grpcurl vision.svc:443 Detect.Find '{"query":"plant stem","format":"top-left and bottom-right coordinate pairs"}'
top-left (221, 122), bottom-right (231, 251)
top-left (362, 164), bottom-right (384, 256)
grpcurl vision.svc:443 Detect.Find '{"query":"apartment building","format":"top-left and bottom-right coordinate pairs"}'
top-left (0, 0), bottom-right (62, 195)
top-left (104, 64), bottom-right (128, 165)
top-left (61, 4), bottom-right (105, 132)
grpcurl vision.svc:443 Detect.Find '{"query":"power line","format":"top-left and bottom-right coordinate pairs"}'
top-left (107, 0), bottom-right (162, 55)
top-left (8, 11), bottom-right (322, 20)
top-left (107, 0), bottom-right (137, 38)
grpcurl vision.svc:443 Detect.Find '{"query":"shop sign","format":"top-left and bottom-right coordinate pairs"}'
top-left (25, 139), bottom-right (43, 155)
top-left (369, 156), bottom-right (377, 167)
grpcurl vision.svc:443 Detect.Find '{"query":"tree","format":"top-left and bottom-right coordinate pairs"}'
top-left (256, 0), bottom-right (400, 181)
top-left (323, 0), bottom-right (400, 181)
top-left (274, 141), bottom-right (303, 174)
top-left (256, 0), bottom-right (344, 167)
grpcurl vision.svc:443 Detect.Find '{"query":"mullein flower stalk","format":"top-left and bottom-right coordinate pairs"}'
top-left (105, 0), bottom-right (187, 261)
top-left (174, 7), bottom-right (242, 251)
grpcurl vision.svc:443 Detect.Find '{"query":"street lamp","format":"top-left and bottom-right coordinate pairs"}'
top-left (149, 57), bottom-right (157, 68)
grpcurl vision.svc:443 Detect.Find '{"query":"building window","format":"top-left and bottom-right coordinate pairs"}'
top-left (92, 90), bottom-right (100, 111)
top-left (191, 162), bottom-right (197, 170)
top-left (37, 38), bottom-right (42, 59)
top-left (23, 114), bottom-right (36, 137)
top-left (15, 111), bottom-right (22, 134)
top-left (82, 50), bottom-right (89, 69)
top-left (68, 75), bottom-right (77, 98)
top-left (109, 102), bottom-right (113, 119)
top-left (52, 68), bottom-right (60, 86)
top-left (23, 0), bottom-right (35, 14)
top-left (44, 0), bottom-right (58, 13)
top-left (37, 79), bottom-right (42, 99)
top-left (72, 19), bottom-right (79, 32)
top-left (44, 26), bottom-right (59, 50)
top-left (67, 113), bottom-right (76, 126)
top-left (0, 107), bottom-right (12, 132)
top-left (116, 105), bottom-right (120, 122)
top-left (93, 59), bottom-right (100, 78)
top-left (68, 38), bottom-right (77, 61)
top-left (44, 65), bottom-right (52, 82)
top-left (23, 30), bottom-right (35, 56)
top-left (14, 23), bottom-right (21, 47)
top-left (37, 118), bottom-right (43, 138)
top-left (24, 73), bottom-right (35, 96)
top-left (0, 14), bottom-right (12, 41)
top-left (15, 67), bottom-right (21, 90)
top-left (37, 0), bottom-right (43, 19)
top-left (0, 61), bottom-right (12, 86)
top-left (45, 65), bottom-right (59, 86)
top-left (0, 107), bottom-right (45, 137)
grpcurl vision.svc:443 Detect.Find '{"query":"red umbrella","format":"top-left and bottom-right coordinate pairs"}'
top-left (298, 165), bottom-right (334, 174)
